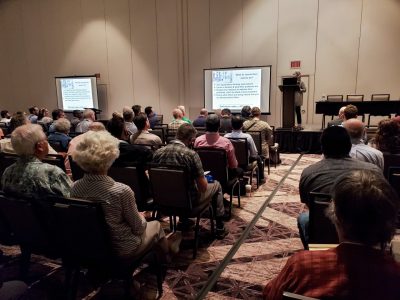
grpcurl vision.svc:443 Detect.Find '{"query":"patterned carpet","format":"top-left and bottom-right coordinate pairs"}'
top-left (0, 153), bottom-right (321, 299)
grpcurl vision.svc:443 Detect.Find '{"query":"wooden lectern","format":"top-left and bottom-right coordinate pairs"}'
top-left (279, 77), bottom-right (299, 128)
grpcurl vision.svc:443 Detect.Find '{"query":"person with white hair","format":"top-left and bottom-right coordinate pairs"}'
top-left (177, 105), bottom-right (191, 124)
top-left (122, 106), bottom-right (138, 135)
top-left (75, 109), bottom-right (95, 133)
top-left (71, 130), bottom-right (181, 261)
top-left (1, 124), bottom-right (72, 197)
top-left (67, 122), bottom-right (106, 156)
top-left (48, 118), bottom-right (72, 151)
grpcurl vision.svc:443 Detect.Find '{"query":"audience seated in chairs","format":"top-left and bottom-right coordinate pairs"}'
top-left (169, 108), bottom-right (188, 132)
top-left (225, 115), bottom-right (266, 183)
top-left (48, 109), bottom-right (65, 133)
top-left (106, 112), bottom-right (153, 167)
top-left (152, 123), bottom-right (228, 239)
top-left (144, 106), bottom-right (160, 129)
top-left (219, 108), bottom-right (232, 133)
top-left (130, 112), bottom-right (162, 147)
top-left (264, 169), bottom-right (400, 300)
top-left (70, 130), bottom-right (181, 262)
top-left (192, 108), bottom-right (208, 128)
top-left (48, 118), bottom-right (72, 152)
top-left (243, 107), bottom-right (273, 161)
top-left (297, 126), bottom-right (381, 248)
top-left (1, 124), bottom-right (71, 197)
top-left (344, 118), bottom-right (384, 170)
top-left (0, 112), bottom-right (58, 155)
top-left (194, 114), bottom-right (241, 180)
top-left (122, 106), bottom-right (138, 135)
top-left (75, 109), bottom-right (95, 133)
top-left (327, 106), bottom-right (346, 127)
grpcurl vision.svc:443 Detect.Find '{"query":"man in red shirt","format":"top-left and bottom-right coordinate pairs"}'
top-left (264, 169), bottom-right (400, 300)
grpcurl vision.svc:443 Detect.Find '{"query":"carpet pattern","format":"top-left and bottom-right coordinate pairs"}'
top-left (0, 154), bottom-right (319, 299)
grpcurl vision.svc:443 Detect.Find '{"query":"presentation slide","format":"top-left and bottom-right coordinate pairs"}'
top-left (204, 66), bottom-right (271, 114)
top-left (55, 76), bottom-right (99, 111)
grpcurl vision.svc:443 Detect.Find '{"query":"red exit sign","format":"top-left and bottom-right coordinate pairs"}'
top-left (291, 60), bottom-right (301, 68)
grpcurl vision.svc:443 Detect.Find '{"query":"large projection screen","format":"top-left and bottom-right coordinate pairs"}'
top-left (55, 76), bottom-right (99, 111)
top-left (204, 66), bottom-right (271, 114)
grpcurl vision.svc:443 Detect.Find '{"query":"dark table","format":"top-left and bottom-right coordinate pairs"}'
top-left (315, 100), bottom-right (400, 116)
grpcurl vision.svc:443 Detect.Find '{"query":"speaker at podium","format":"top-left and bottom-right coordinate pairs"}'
top-left (279, 77), bottom-right (300, 128)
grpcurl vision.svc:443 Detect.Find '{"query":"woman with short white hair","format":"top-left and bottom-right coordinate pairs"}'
top-left (70, 130), bottom-right (180, 261)
top-left (1, 124), bottom-right (72, 196)
top-left (48, 118), bottom-right (72, 151)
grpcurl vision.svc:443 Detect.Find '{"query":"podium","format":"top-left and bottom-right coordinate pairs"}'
top-left (279, 78), bottom-right (299, 128)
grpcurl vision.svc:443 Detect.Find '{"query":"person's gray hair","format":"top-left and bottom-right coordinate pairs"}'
top-left (83, 109), bottom-right (95, 119)
top-left (122, 107), bottom-right (134, 121)
top-left (176, 123), bottom-right (197, 143)
top-left (11, 124), bottom-right (46, 157)
top-left (88, 122), bottom-right (106, 131)
top-left (72, 131), bottom-right (120, 174)
top-left (54, 118), bottom-right (71, 133)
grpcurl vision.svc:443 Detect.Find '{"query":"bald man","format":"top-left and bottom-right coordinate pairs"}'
top-left (169, 108), bottom-right (188, 131)
top-left (344, 118), bottom-right (384, 170)
top-left (327, 106), bottom-right (346, 127)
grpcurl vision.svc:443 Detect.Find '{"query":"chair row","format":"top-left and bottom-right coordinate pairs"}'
top-left (0, 192), bottom-right (163, 299)
top-left (325, 94), bottom-right (390, 102)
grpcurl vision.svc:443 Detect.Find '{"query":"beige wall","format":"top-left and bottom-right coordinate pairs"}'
top-left (1, 0), bottom-right (400, 126)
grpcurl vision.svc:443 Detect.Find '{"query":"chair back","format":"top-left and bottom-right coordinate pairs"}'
top-left (371, 94), bottom-right (390, 101)
top-left (326, 95), bottom-right (343, 102)
top-left (308, 192), bottom-right (339, 244)
top-left (154, 114), bottom-right (163, 126)
top-left (48, 140), bottom-right (65, 152)
top-left (149, 166), bottom-right (192, 211)
top-left (195, 147), bottom-right (229, 187)
top-left (43, 154), bottom-right (66, 172)
top-left (48, 196), bottom-right (111, 264)
top-left (227, 137), bottom-right (249, 167)
top-left (346, 94), bottom-right (364, 102)
top-left (152, 125), bottom-right (166, 144)
top-left (383, 152), bottom-right (400, 179)
top-left (108, 166), bottom-right (151, 211)
top-left (0, 152), bottom-right (18, 180)
top-left (69, 155), bottom-right (85, 181)
top-left (247, 131), bottom-right (262, 155)
top-left (0, 193), bottom-right (55, 253)
top-left (388, 167), bottom-right (400, 197)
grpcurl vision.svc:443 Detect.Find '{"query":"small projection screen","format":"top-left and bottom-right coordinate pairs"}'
top-left (55, 76), bottom-right (99, 111)
top-left (204, 66), bottom-right (271, 114)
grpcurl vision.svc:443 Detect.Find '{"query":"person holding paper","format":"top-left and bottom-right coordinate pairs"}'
top-left (294, 71), bottom-right (306, 130)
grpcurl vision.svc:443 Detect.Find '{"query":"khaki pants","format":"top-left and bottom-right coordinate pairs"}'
top-left (198, 180), bottom-right (225, 217)
top-left (131, 220), bottom-right (165, 259)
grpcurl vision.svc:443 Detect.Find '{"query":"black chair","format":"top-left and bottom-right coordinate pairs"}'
top-left (227, 137), bottom-right (259, 189)
top-left (43, 154), bottom-right (66, 172)
top-left (308, 192), bottom-right (339, 247)
top-left (283, 291), bottom-right (320, 300)
top-left (383, 152), bottom-right (400, 180)
top-left (108, 166), bottom-right (155, 214)
top-left (48, 196), bottom-right (163, 299)
top-left (149, 165), bottom-right (215, 258)
top-left (0, 152), bottom-right (18, 184)
top-left (0, 192), bottom-right (59, 279)
top-left (68, 155), bottom-right (85, 181)
top-left (367, 94), bottom-right (391, 126)
top-left (346, 94), bottom-right (364, 102)
top-left (247, 130), bottom-right (271, 175)
top-left (154, 115), bottom-right (163, 126)
top-left (48, 140), bottom-right (65, 152)
top-left (195, 147), bottom-right (240, 218)
top-left (152, 124), bottom-right (168, 144)
top-left (322, 95), bottom-right (344, 128)
top-left (269, 125), bottom-right (280, 167)
top-left (388, 167), bottom-right (400, 228)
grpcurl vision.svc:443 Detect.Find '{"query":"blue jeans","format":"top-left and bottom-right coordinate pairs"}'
top-left (297, 211), bottom-right (309, 249)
